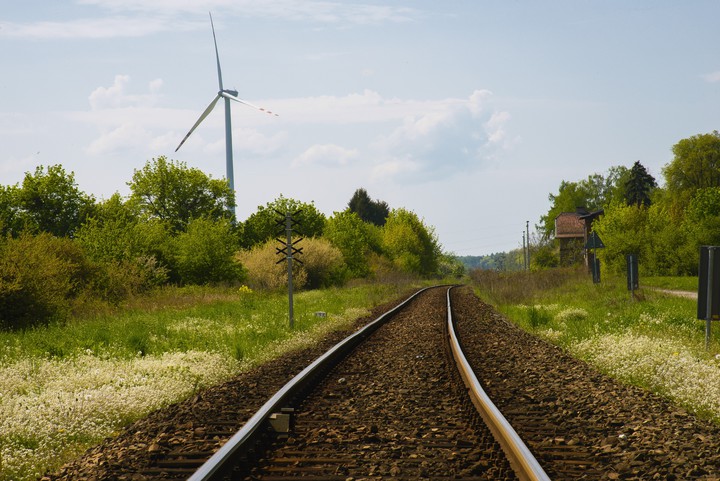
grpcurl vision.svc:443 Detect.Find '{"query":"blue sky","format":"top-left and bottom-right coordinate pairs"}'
top-left (1, 1), bottom-right (718, 256)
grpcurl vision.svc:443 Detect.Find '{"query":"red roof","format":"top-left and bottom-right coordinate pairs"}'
top-left (555, 212), bottom-right (585, 238)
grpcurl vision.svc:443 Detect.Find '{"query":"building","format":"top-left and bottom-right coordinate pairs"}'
top-left (555, 207), bottom-right (604, 266)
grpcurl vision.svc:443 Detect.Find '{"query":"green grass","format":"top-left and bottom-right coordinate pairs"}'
top-left (0, 282), bottom-right (414, 481)
top-left (472, 269), bottom-right (720, 427)
top-left (642, 276), bottom-right (699, 292)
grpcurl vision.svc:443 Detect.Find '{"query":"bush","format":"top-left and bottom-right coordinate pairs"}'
top-left (297, 237), bottom-right (346, 288)
top-left (91, 257), bottom-right (168, 303)
top-left (236, 240), bottom-right (307, 291)
top-left (324, 211), bottom-right (381, 278)
top-left (173, 217), bottom-right (244, 285)
top-left (0, 233), bottom-right (93, 328)
top-left (381, 208), bottom-right (441, 277)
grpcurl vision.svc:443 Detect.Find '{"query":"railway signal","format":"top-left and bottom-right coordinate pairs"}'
top-left (275, 209), bottom-right (303, 328)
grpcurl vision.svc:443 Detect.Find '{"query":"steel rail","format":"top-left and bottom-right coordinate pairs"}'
top-left (188, 286), bottom-right (434, 481)
top-left (446, 286), bottom-right (550, 481)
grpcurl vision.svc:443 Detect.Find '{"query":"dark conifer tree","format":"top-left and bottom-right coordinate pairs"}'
top-left (348, 188), bottom-right (390, 226)
top-left (625, 161), bottom-right (657, 207)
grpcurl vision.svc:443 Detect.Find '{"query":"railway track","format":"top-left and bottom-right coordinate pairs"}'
top-left (169, 286), bottom-right (568, 480)
top-left (46, 285), bottom-right (720, 480)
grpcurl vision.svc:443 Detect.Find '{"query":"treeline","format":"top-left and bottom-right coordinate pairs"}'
top-left (0, 157), bottom-right (461, 329)
top-left (535, 130), bottom-right (720, 276)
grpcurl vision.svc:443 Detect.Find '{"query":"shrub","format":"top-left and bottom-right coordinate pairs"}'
top-left (236, 240), bottom-right (307, 291)
top-left (297, 237), bottom-right (346, 288)
top-left (528, 306), bottom-right (553, 328)
top-left (0, 233), bottom-right (93, 328)
top-left (324, 211), bottom-right (381, 278)
top-left (381, 208), bottom-right (441, 277)
top-left (173, 218), bottom-right (243, 285)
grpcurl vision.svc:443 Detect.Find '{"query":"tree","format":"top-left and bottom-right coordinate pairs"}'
top-left (15, 165), bottom-right (95, 237)
top-left (348, 188), bottom-right (390, 226)
top-left (241, 195), bottom-right (326, 248)
top-left (0, 184), bottom-right (21, 236)
top-left (75, 194), bottom-right (171, 292)
top-left (381, 208), bottom-right (441, 277)
top-left (174, 217), bottom-right (243, 285)
top-left (662, 131), bottom-right (720, 209)
top-left (0, 233), bottom-right (93, 328)
top-left (624, 161), bottom-right (657, 207)
top-left (593, 201), bottom-right (649, 275)
top-left (324, 211), bottom-right (381, 278)
top-left (540, 167), bottom-right (628, 238)
top-left (127, 156), bottom-right (234, 232)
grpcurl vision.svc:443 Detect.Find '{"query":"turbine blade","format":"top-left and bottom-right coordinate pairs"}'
top-left (220, 90), bottom-right (280, 117)
top-left (209, 12), bottom-right (223, 91)
top-left (175, 94), bottom-right (222, 152)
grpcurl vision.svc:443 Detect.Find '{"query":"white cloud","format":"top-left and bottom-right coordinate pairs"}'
top-left (702, 71), bottom-right (720, 83)
top-left (371, 157), bottom-right (418, 180)
top-left (0, 16), bottom-right (197, 39)
top-left (85, 123), bottom-right (152, 155)
top-left (370, 90), bottom-right (512, 183)
top-left (0, 2), bottom-right (420, 40)
top-left (293, 144), bottom-right (359, 167)
top-left (89, 75), bottom-right (163, 110)
top-left (205, 128), bottom-right (288, 155)
top-left (78, 0), bottom-right (419, 25)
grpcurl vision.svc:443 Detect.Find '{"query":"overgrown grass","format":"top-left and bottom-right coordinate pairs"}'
top-left (0, 282), bottom-right (412, 481)
top-left (642, 275), bottom-right (698, 292)
top-left (472, 269), bottom-right (720, 425)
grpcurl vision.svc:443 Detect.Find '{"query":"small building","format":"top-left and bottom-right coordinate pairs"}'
top-left (555, 208), bottom-right (603, 266)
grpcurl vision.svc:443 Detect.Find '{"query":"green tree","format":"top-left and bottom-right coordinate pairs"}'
top-left (75, 195), bottom-right (171, 293)
top-left (381, 208), bottom-right (441, 277)
top-left (348, 188), bottom-right (390, 226)
top-left (127, 156), bottom-right (234, 232)
top-left (15, 165), bottom-right (95, 237)
top-left (593, 201), bottom-right (649, 275)
top-left (0, 233), bottom-right (94, 328)
top-left (0, 184), bottom-right (22, 236)
top-left (643, 201), bottom-right (692, 276)
top-left (241, 195), bottom-right (326, 249)
top-left (624, 161), bottom-right (657, 207)
top-left (324, 211), bottom-right (381, 278)
top-left (663, 131), bottom-right (720, 210)
top-left (174, 217), bottom-right (243, 285)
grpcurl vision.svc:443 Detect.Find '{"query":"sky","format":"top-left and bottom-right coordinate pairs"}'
top-left (1, 1), bottom-right (719, 256)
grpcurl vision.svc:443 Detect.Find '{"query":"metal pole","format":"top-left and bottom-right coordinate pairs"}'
top-left (526, 220), bottom-right (530, 270)
top-left (286, 213), bottom-right (294, 329)
top-left (522, 232), bottom-right (526, 270)
top-left (706, 248), bottom-right (714, 350)
top-left (628, 254), bottom-right (635, 301)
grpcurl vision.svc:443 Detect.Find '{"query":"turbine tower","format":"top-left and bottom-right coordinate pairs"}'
top-left (175, 12), bottom-right (277, 216)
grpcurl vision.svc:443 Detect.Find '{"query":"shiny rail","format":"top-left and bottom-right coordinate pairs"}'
top-left (188, 287), bottom-right (433, 481)
top-left (446, 286), bottom-right (550, 481)
top-left (189, 285), bottom-right (549, 480)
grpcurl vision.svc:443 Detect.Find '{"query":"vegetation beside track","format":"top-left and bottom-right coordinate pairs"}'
top-left (471, 269), bottom-right (720, 425)
top-left (0, 282), bottom-right (418, 481)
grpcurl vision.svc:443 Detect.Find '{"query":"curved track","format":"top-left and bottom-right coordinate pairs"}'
top-left (45, 285), bottom-right (720, 480)
top-left (187, 286), bottom-right (547, 480)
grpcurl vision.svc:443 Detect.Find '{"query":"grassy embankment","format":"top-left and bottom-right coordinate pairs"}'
top-left (472, 269), bottom-right (720, 425)
top-left (0, 282), bottom-right (418, 481)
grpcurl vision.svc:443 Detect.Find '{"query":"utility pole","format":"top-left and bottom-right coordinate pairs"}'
top-left (522, 231), bottom-right (527, 270)
top-left (275, 210), bottom-right (303, 329)
top-left (526, 220), bottom-right (530, 270)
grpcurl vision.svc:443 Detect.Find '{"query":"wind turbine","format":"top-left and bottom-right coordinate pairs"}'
top-left (175, 12), bottom-right (278, 216)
